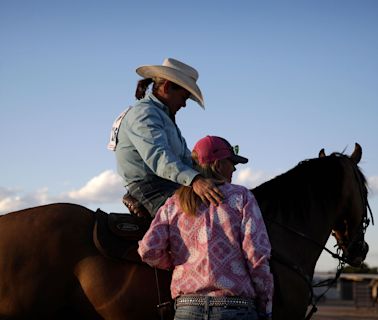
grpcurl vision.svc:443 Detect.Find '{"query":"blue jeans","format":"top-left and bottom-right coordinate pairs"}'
top-left (174, 305), bottom-right (258, 320)
top-left (127, 175), bottom-right (180, 216)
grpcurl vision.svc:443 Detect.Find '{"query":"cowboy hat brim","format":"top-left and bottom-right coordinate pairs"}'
top-left (136, 65), bottom-right (205, 108)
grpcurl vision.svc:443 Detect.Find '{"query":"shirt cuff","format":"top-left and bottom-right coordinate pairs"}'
top-left (176, 168), bottom-right (199, 186)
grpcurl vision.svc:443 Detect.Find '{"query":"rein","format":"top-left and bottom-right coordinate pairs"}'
top-left (266, 217), bottom-right (349, 263)
top-left (265, 196), bottom-right (373, 320)
top-left (265, 216), bottom-right (346, 320)
top-left (154, 268), bottom-right (173, 320)
top-left (266, 157), bottom-right (374, 320)
top-left (154, 268), bottom-right (164, 320)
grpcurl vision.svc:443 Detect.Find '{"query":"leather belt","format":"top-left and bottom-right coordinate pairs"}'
top-left (176, 295), bottom-right (255, 308)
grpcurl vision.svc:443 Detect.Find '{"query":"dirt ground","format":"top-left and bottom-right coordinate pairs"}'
top-left (309, 301), bottom-right (378, 320)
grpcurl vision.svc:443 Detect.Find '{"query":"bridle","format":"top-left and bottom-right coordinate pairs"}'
top-left (332, 210), bottom-right (371, 267)
top-left (265, 158), bottom-right (374, 320)
top-left (267, 208), bottom-right (372, 319)
top-left (331, 159), bottom-right (373, 267)
top-left (265, 212), bottom-right (370, 320)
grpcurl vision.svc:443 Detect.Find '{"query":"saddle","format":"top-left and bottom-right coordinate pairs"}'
top-left (93, 208), bottom-right (151, 263)
top-left (122, 193), bottom-right (150, 219)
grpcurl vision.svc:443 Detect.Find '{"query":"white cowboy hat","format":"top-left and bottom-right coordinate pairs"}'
top-left (136, 58), bottom-right (205, 108)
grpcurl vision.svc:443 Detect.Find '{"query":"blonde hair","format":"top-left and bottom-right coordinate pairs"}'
top-left (176, 151), bottom-right (226, 216)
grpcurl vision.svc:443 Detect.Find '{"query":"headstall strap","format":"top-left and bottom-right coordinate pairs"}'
top-left (265, 217), bottom-right (350, 320)
top-left (367, 202), bottom-right (374, 226)
top-left (270, 159), bottom-right (374, 320)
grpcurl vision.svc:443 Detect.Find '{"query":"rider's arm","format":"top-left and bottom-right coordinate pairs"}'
top-left (126, 106), bottom-right (198, 186)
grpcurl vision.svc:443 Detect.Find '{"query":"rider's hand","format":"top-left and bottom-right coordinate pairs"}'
top-left (191, 175), bottom-right (224, 206)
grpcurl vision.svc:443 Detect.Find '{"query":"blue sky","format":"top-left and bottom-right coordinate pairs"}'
top-left (1, 0), bottom-right (377, 272)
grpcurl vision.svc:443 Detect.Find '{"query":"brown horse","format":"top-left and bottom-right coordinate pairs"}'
top-left (0, 144), bottom-right (372, 320)
top-left (0, 203), bottom-right (173, 320)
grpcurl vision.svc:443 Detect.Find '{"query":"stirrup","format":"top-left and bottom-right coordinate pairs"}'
top-left (122, 194), bottom-right (151, 219)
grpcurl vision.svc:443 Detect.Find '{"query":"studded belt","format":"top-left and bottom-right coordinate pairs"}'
top-left (175, 295), bottom-right (255, 308)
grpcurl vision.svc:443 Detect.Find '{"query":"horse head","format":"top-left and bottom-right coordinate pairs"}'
top-left (319, 143), bottom-right (371, 267)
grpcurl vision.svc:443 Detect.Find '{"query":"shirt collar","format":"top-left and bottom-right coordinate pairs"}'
top-left (146, 93), bottom-right (170, 116)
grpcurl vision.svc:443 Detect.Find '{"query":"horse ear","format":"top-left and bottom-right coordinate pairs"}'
top-left (351, 143), bottom-right (362, 164)
top-left (319, 148), bottom-right (326, 158)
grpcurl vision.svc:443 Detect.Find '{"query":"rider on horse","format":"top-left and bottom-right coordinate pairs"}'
top-left (108, 58), bottom-right (223, 217)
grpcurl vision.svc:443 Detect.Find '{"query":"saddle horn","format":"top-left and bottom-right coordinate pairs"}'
top-left (318, 148), bottom-right (326, 158)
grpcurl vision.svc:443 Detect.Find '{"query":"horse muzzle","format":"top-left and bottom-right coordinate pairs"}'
top-left (346, 240), bottom-right (369, 267)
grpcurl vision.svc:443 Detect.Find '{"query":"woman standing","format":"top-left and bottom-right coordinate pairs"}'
top-left (138, 136), bottom-right (273, 320)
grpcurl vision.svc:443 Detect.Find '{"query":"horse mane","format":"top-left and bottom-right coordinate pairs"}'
top-left (252, 152), bottom-right (367, 222)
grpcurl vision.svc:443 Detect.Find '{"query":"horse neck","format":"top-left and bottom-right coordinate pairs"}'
top-left (253, 158), bottom-right (345, 274)
top-left (266, 209), bottom-right (335, 277)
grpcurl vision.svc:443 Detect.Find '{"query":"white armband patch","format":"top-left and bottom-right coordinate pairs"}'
top-left (107, 107), bottom-right (132, 151)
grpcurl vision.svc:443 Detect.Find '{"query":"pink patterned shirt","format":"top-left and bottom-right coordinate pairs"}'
top-left (138, 183), bottom-right (273, 314)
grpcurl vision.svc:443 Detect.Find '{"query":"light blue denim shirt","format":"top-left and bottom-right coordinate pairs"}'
top-left (115, 93), bottom-right (199, 187)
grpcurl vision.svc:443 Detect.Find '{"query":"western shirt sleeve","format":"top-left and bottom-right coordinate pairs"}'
top-left (240, 191), bottom-right (274, 315)
top-left (125, 106), bottom-right (198, 186)
top-left (138, 204), bottom-right (173, 270)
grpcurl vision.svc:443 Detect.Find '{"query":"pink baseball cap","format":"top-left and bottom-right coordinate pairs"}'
top-left (193, 136), bottom-right (248, 165)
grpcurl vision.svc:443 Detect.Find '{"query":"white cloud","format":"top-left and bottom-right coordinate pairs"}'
top-left (0, 187), bottom-right (50, 214)
top-left (234, 167), bottom-right (274, 189)
top-left (0, 170), bottom-right (124, 215)
top-left (368, 176), bottom-right (378, 197)
top-left (66, 170), bottom-right (124, 203)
